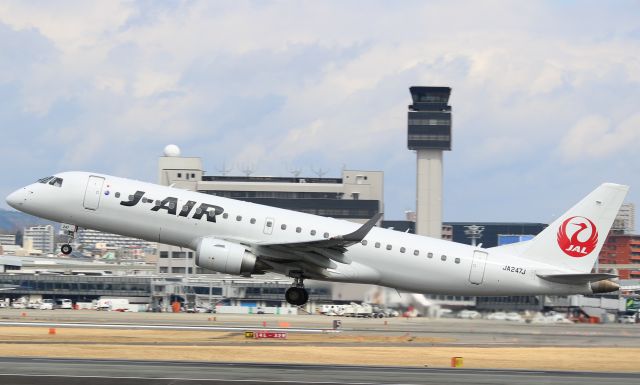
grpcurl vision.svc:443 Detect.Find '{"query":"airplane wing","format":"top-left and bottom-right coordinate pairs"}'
top-left (232, 213), bottom-right (383, 277)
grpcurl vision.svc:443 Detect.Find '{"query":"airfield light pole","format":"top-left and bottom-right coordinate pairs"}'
top-left (464, 224), bottom-right (485, 247)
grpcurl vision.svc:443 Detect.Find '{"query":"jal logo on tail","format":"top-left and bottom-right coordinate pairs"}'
top-left (557, 216), bottom-right (598, 258)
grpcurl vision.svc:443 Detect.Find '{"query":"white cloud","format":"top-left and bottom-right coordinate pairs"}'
top-left (0, 1), bottom-right (639, 219)
top-left (560, 114), bottom-right (640, 161)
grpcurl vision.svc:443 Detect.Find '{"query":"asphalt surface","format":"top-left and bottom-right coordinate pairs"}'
top-left (0, 357), bottom-right (638, 385)
top-left (2, 309), bottom-right (640, 347)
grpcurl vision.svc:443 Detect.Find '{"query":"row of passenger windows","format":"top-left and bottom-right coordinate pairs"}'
top-left (219, 212), bottom-right (333, 238)
top-left (360, 240), bottom-right (460, 263)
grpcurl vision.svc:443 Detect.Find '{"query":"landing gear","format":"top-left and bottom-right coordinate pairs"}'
top-left (60, 223), bottom-right (77, 256)
top-left (61, 244), bottom-right (72, 255)
top-left (285, 275), bottom-right (309, 306)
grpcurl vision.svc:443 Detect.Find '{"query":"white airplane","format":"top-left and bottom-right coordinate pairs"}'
top-left (6, 172), bottom-right (627, 305)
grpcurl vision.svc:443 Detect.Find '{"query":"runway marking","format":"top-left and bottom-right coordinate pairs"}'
top-left (0, 321), bottom-right (339, 334)
top-left (0, 373), bottom-right (395, 385)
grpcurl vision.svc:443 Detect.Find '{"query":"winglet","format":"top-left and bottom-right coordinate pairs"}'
top-left (338, 212), bottom-right (383, 243)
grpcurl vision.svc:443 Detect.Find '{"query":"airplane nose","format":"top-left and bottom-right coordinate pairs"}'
top-left (6, 189), bottom-right (24, 209)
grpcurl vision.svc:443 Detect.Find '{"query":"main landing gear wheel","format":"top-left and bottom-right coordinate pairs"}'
top-left (61, 244), bottom-right (72, 255)
top-left (285, 275), bottom-right (309, 306)
top-left (285, 287), bottom-right (309, 306)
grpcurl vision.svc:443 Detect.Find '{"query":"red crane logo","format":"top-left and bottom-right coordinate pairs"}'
top-left (557, 216), bottom-right (599, 258)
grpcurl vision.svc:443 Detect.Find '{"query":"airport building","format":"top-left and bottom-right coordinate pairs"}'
top-left (156, 147), bottom-right (383, 277)
top-left (0, 255), bottom-right (329, 310)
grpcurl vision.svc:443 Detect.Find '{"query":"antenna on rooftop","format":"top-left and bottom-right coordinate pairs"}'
top-left (311, 166), bottom-right (328, 178)
top-left (215, 162), bottom-right (232, 176)
top-left (288, 166), bottom-right (302, 178)
top-left (240, 164), bottom-right (255, 177)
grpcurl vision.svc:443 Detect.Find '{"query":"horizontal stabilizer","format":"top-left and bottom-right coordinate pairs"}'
top-left (536, 273), bottom-right (617, 284)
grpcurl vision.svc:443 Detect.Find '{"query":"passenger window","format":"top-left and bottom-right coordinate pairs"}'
top-left (375, 242), bottom-right (381, 248)
top-left (323, 232), bottom-right (329, 238)
top-left (400, 247), bottom-right (406, 253)
top-left (266, 221), bottom-right (273, 227)
top-left (236, 216), bottom-right (242, 221)
top-left (441, 255), bottom-right (447, 261)
top-left (296, 227), bottom-right (302, 233)
top-left (223, 213), bottom-right (229, 219)
top-left (281, 224), bottom-right (287, 230)
top-left (413, 250), bottom-right (419, 256)
top-left (250, 218), bottom-right (256, 224)
top-left (455, 258), bottom-right (461, 264)
top-left (386, 244), bottom-right (392, 251)
top-left (191, 173), bottom-right (196, 178)
top-left (427, 252), bottom-right (433, 259)
top-left (177, 173), bottom-right (182, 178)
top-left (362, 240), bottom-right (368, 246)
top-left (310, 230), bottom-right (316, 235)
top-left (115, 192), bottom-right (120, 198)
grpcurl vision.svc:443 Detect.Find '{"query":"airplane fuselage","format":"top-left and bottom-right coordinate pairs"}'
top-left (7, 172), bottom-right (593, 296)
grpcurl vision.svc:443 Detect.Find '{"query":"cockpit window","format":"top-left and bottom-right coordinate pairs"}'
top-left (37, 176), bottom-right (54, 184)
top-left (48, 177), bottom-right (63, 187)
top-left (37, 176), bottom-right (63, 187)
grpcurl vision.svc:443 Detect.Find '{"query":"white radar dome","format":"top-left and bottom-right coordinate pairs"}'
top-left (163, 144), bottom-right (181, 157)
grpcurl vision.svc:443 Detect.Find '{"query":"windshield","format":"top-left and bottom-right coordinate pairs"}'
top-left (36, 176), bottom-right (63, 187)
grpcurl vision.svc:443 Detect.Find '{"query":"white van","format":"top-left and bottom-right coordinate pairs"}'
top-left (56, 299), bottom-right (73, 309)
top-left (40, 299), bottom-right (55, 310)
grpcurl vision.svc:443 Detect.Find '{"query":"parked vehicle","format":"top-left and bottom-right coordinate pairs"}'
top-left (40, 299), bottom-right (55, 310)
top-left (458, 309), bottom-right (481, 319)
top-left (96, 298), bottom-right (129, 311)
top-left (505, 312), bottom-right (524, 322)
top-left (56, 299), bottom-right (73, 309)
top-left (619, 314), bottom-right (636, 324)
top-left (487, 312), bottom-right (507, 320)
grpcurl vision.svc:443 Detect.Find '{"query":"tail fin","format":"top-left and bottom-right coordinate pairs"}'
top-left (515, 183), bottom-right (629, 273)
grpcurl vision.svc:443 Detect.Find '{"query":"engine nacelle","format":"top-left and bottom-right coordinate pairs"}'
top-left (196, 238), bottom-right (257, 275)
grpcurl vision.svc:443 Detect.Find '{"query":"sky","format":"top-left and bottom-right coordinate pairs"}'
top-left (0, 0), bottom-right (639, 225)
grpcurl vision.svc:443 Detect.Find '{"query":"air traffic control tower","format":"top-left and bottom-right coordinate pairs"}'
top-left (408, 86), bottom-right (452, 238)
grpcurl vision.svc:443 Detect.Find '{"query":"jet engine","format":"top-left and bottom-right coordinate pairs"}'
top-left (195, 238), bottom-right (257, 275)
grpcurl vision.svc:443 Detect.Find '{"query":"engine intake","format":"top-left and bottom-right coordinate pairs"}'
top-left (196, 238), bottom-right (257, 275)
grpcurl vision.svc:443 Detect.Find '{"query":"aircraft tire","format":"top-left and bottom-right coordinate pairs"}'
top-left (285, 287), bottom-right (308, 306)
top-left (61, 244), bottom-right (72, 255)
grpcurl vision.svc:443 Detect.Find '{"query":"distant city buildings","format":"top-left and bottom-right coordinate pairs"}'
top-left (76, 229), bottom-right (157, 251)
top-left (23, 225), bottom-right (54, 255)
top-left (598, 234), bottom-right (640, 279)
top-left (0, 233), bottom-right (16, 247)
top-left (612, 203), bottom-right (635, 234)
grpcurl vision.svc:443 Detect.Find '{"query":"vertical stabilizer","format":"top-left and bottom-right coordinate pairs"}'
top-left (517, 183), bottom-right (629, 273)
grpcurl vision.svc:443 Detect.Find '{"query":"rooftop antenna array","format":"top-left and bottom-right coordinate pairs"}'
top-left (240, 164), bottom-right (256, 177)
top-left (311, 166), bottom-right (328, 178)
top-left (215, 162), bottom-right (232, 176)
top-left (288, 166), bottom-right (302, 178)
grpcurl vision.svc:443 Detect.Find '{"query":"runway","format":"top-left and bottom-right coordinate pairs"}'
top-left (0, 357), bottom-right (638, 385)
